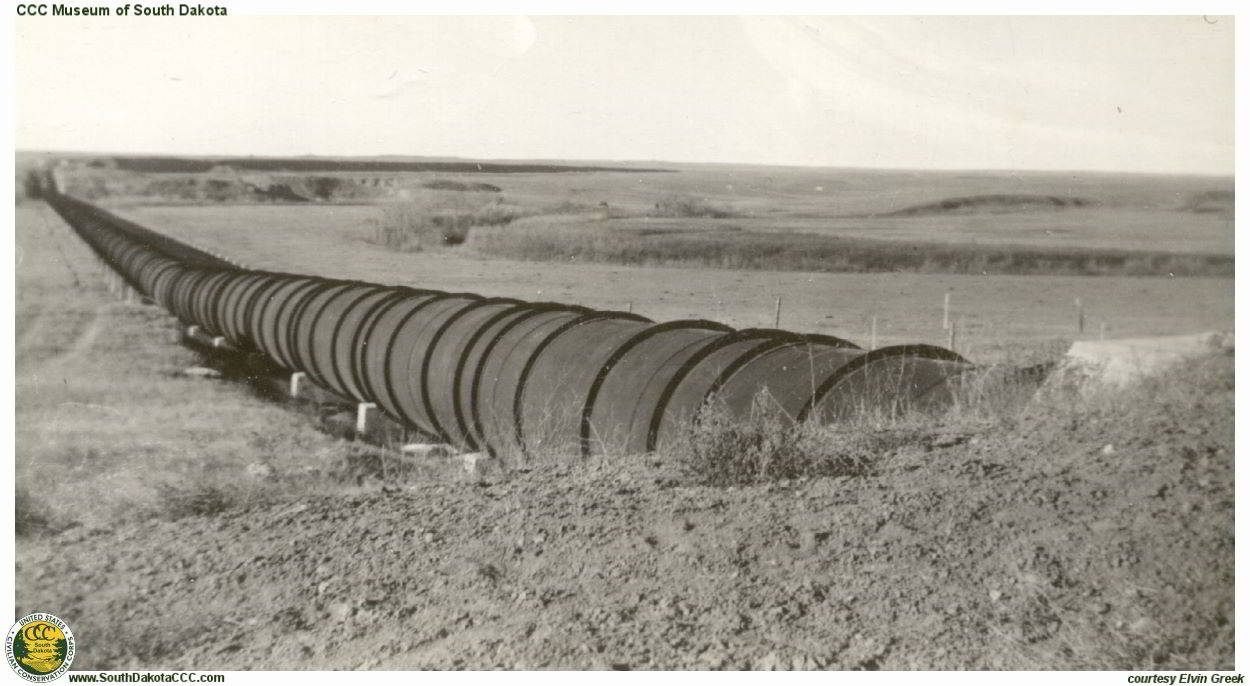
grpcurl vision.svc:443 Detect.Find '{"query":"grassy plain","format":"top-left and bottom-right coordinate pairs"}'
top-left (81, 159), bottom-right (1231, 361)
top-left (89, 161), bottom-right (1234, 255)
top-left (14, 202), bottom-right (367, 533)
top-left (111, 202), bottom-right (1232, 364)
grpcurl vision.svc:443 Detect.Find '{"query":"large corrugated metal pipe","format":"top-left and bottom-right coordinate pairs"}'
top-left (43, 188), bottom-right (974, 460)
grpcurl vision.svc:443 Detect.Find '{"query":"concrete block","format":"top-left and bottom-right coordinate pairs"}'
top-left (460, 452), bottom-right (501, 481)
top-left (1055, 330), bottom-right (1233, 388)
top-left (356, 403), bottom-right (377, 434)
top-left (289, 371), bottom-right (306, 399)
top-left (400, 443), bottom-right (453, 459)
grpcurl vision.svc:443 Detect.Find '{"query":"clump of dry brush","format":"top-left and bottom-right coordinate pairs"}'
top-left (674, 361), bottom-right (1056, 486)
top-left (368, 194), bottom-right (527, 252)
top-left (674, 391), bottom-right (921, 486)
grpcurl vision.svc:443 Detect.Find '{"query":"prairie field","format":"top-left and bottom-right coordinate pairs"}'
top-left (58, 157), bottom-right (1226, 365)
top-left (110, 201), bottom-right (1232, 365)
top-left (16, 155), bottom-right (1238, 671)
top-left (85, 160), bottom-right (1232, 257)
top-left (13, 202), bottom-right (369, 533)
top-left (16, 191), bottom-right (1235, 669)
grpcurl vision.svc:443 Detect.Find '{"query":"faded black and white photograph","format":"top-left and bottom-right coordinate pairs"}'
top-left (11, 11), bottom-right (1235, 673)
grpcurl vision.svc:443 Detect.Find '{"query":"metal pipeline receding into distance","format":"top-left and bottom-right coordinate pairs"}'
top-left (42, 182), bottom-right (974, 460)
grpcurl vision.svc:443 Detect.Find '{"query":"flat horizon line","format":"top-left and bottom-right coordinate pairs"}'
top-left (15, 146), bottom-right (1234, 180)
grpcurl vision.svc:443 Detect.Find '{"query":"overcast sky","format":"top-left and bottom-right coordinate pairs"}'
top-left (15, 15), bottom-right (1234, 174)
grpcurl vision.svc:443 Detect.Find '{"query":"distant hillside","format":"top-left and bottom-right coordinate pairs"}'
top-left (106, 156), bottom-right (670, 175)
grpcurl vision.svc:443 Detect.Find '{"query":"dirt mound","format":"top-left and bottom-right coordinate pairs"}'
top-left (884, 194), bottom-right (1097, 217)
top-left (18, 353), bottom-right (1232, 670)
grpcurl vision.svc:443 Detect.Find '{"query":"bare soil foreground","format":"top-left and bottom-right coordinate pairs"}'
top-left (15, 201), bottom-right (1234, 670)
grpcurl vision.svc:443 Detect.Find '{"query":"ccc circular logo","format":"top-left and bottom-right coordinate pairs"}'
top-left (6, 613), bottom-right (75, 682)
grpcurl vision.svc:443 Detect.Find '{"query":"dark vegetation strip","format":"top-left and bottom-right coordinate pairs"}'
top-left (875, 194), bottom-right (1098, 217)
top-left (470, 229), bottom-right (1233, 277)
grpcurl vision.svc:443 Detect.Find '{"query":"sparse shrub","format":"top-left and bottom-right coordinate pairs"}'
top-left (15, 486), bottom-right (53, 537)
top-left (159, 483), bottom-right (234, 520)
top-left (421, 179), bottom-right (502, 193)
top-left (674, 391), bottom-right (887, 486)
top-left (368, 195), bottom-right (529, 252)
top-left (308, 176), bottom-right (343, 200)
top-left (543, 199), bottom-right (603, 216)
top-left (653, 194), bottom-right (737, 219)
top-left (942, 363), bottom-right (1052, 427)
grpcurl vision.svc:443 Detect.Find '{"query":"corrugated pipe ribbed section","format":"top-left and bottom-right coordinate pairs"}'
top-left (42, 183), bottom-right (974, 460)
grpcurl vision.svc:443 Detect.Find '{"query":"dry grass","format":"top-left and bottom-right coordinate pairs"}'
top-left (366, 194), bottom-right (530, 251)
top-left (668, 346), bottom-right (1067, 487)
top-left (675, 392), bottom-right (887, 486)
top-left (671, 338), bottom-right (1231, 493)
top-left (651, 194), bottom-right (738, 219)
top-left (61, 154), bottom-right (1233, 255)
top-left (14, 204), bottom-right (371, 534)
top-left (107, 202), bottom-right (1234, 365)
top-left (365, 192), bottom-right (739, 253)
